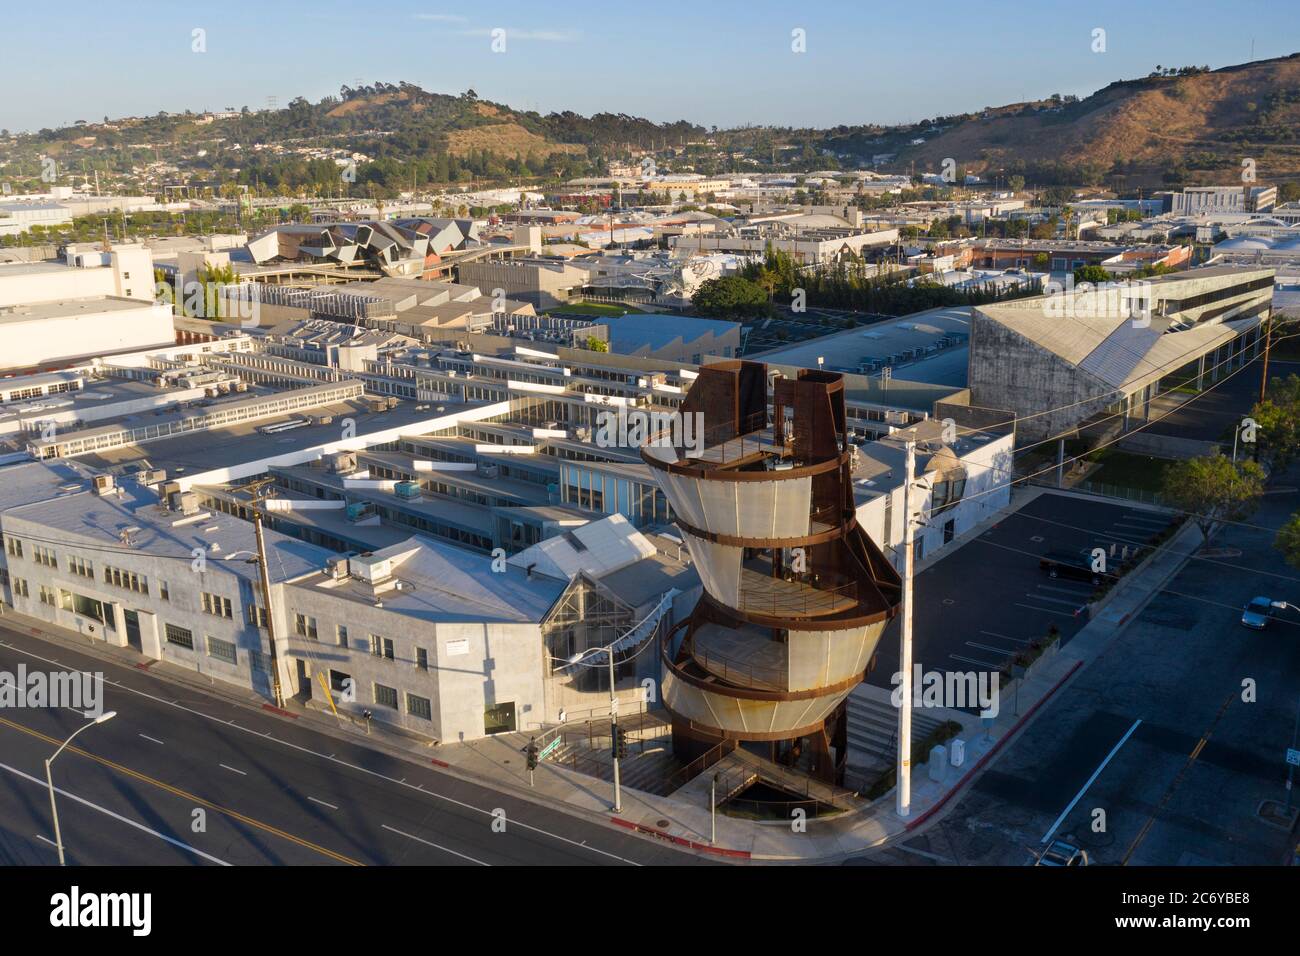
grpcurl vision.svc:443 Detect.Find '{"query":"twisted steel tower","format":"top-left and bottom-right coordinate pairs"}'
top-left (643, 361), bottom-right (902, 783)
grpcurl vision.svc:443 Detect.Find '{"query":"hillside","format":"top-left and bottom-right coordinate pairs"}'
top-left (0, 82), bottom-right (703, 195)
top-left (868, 54), bottom-right (1300, 188)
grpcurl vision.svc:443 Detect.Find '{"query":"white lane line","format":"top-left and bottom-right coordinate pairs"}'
top-left (1035, 584), bottom-right (1092, 596)
top-left (1041, 718), bottom-right (1143, 845)
top-left (307, 796), bottom-right (338, 810)
top-left (0, 760), bottom-right (230, 866)
top-left (219, 763), bottom-right (247, 776)
top-left (138, 733), bottom-right (165, 745)
top-left (0, 637), bottom-right (643, 866)
top-left (35, 834), bottom-right (58, 847)
top-left (381, 824), bottom-right (490, 866)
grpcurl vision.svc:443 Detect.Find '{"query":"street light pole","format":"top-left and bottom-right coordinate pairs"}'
top-left (1273, 602), bottom-right (1300, 811)
top-left (609, 647), bottom-right (622, 814)
top-left (897, 439), bottom-right (916, 818)
top-left (45, 711), bottom-right (116, 865)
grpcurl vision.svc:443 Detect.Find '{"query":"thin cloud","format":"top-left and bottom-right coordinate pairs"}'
top-left (455, 27), bottom-right (580, 43)
top-left (413, 13), bottom-right (467, 23)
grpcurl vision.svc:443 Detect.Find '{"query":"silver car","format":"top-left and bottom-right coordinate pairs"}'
top-left (1241, 596), bottom-right (1275, 630)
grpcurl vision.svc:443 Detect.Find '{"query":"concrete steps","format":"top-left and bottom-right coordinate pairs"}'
top-left (845, 684), bottom-right (946, 769)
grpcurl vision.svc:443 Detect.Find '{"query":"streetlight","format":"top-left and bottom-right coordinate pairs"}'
top-left (45, 711), bottom-right (116, 866)
top-left (561, 642), bottom-right (623, 813)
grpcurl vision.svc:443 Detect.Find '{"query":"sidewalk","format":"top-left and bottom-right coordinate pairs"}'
top-left (0, 512), bottom-right (1203, 864)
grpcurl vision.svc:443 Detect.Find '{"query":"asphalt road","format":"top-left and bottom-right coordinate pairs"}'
top-left (887, 465), bottom-right (1300, 866)
top-left (0, 625), bottom-right (702, 866)
top-left (1144, 357), bottom-right (1296, 443)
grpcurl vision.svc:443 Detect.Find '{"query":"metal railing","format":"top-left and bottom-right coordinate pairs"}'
top-left (684, 632), bottom-right (788, 691)
top-left (661, 737), bottom-right (736, 795)
top-left (737, 573), bottom-right (858, 618)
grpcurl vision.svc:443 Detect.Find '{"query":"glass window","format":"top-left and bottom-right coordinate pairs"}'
top-left (406, 694), bottom-right (432, 720)
top-left (165, 623), bottom-right (194, 650)
top-left (206, 636), bottom-right (237, 665)
top-left (373, 683), bottom-right (398, 710)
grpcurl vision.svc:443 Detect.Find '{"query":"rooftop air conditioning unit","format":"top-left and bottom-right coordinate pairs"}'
top-left (93, 475), bottom-right (115, 496)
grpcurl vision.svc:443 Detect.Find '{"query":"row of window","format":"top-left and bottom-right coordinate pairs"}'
top-left (296, 614), bottom-right (429, 671)
top-left (330, 671), bottom-right (432, 721)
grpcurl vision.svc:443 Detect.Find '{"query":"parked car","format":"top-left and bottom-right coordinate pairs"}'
top-left (1039, 549), bottom-right (1111, 586)
top-left (1035, 840), bottom-right (1089, 866)
top-left (1241, 596), bottom-right (1277, 630)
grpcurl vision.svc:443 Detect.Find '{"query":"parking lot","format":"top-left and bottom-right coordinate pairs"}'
top-left (867, 490), bottom-right (1181, 696)
top-left (909, 463), bottom-right (1300, 866)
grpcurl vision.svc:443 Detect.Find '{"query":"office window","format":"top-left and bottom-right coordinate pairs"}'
top-left (295, 614), bottom-right (318, 640)
top-left (5, 537), bottom-right (22, 558)
top-left (33, 546), bottom-right (57, 568)
top-left (373, 683), bottom-right (398, 710)
top-left (201, 592), bottom-right (233, 619)
top-left (68, 555), bottom-right (94, 579)
top-left (336, 624), bottom-right (348, 647)
top-left (38, 585), bottom-right (56, 606)
top-left (249, 649), bottom-right (270, 673)
top-left (12, 577), bottom-right (28, 598)
top-left (406, 694), bottom-right (432, 721)
top-left (159, 580), bottom-right (170, 601)
top-left (103, 565), bottom-right (148, 595)
top-left (164, 623), bottom-right (194, 650)
top-left (206, 636), bottom-right (237, 665)
top-left (369, 635), bottom-right (395, 660)
top-left (246, 605), bottom-right (268, 628)
top-left (415, 647), bottom-right (428, 671)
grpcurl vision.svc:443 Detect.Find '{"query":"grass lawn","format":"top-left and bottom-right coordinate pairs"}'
top-left (543, 301), bottom-right (649, 316)
top-left (1085, 449), bottom-right (1173, 492)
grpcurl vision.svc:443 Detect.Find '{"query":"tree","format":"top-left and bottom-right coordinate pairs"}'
top-left (691, 275), bottom-right (769, 319)
top-left (1276, 512), bottom-right (1300, 571)
top-left (1161, 454), bottom-right (1266, 541)
top-left (1249, 374), bottom-right (1300, 467)
top-left (1008, 175), bottom-right (1025, 193)
top-left (1073, 265), bottom-right (1112, 285)
top-left (585, 335), bottom-right (609, 352)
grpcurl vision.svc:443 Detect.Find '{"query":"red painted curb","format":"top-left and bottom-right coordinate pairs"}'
top-left (905, 659), bottom-right (1084, 831)
top-left (133, 661), bottom-right (155, 670)
top-left (429, 758), bottom-right (450, 768)
top-left (610, 816), bottom-right (751, 858)
top-left (261, 703), bottom-right (297, 719)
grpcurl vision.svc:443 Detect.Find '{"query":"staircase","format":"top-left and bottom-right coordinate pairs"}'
top-left (844, 683), bottom-right (947, 776)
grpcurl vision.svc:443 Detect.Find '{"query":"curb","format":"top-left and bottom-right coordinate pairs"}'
top-left (610, 816), bottom-right (751, 859)
top-left (904, 658), bottom-right (1084, 832)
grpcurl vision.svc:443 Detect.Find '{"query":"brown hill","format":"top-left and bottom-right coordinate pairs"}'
top-left (901, 54), bottom-right (1300, 188)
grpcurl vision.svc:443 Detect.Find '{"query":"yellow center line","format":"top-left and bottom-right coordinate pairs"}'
top-left (0, 714), bottom-right (363, 866)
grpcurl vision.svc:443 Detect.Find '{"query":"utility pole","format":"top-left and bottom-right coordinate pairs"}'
top-left (897, 439), bottom-right (916, 817)
top-left (609, 648), bottom-right (623, 813)
top-left (239, 477), bottom-right (286, 708)
top-left (1259, 312), bottom-right (1273, 402)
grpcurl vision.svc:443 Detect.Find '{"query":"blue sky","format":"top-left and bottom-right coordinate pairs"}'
top-left (4, 0), bottom-right (1297, 133)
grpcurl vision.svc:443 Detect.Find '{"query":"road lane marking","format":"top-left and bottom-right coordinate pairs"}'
top-left (307, 796), bottom-right (338, 810)
top-left (950, 654), bottom-right (1001, 669)
top-left (1026, 593), bottom-right (1091, 608)
top-left (0, 714), bottom-right (362, 866)
top-left (980, 630), bottom-right (1030, 644)
top-left (219, 763), bottom-right (247, 776)
top-left (1041, 718), bottom-right (1142, 846)
top-left (0, 637), bottom-right (644, 865)
top-left (0, 760), bottom-right (231, 866)
top-left (35, 834), bottom-right (58, 847)
top-left (381, 824), bottom-right (490, 866)
top-left (138, 733), bottom-right (165, 745)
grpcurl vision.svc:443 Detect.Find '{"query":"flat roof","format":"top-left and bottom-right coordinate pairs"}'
top-left (0, 296), bottom-right (154, 324)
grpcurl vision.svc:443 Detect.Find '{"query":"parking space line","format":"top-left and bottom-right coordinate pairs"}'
top-left (219, 763), bottom-right (247, 776)
top-left (980, 630), bottom-right (1031, 644)
top-left (307, 796), bottom-right (338, 810)
top-left (1026, 593), bottom-right (1091, 608)
top-left (138, 733), bottom-right (165, 745)
top-left (1036, 584), bottom-right (1091, 596)
top-left (1014, 603), bottom-right (1077, 618)
top-left (950, 653), bottom-right (1003, 669)
top-left (966, 641), bottom-right (1018, 655)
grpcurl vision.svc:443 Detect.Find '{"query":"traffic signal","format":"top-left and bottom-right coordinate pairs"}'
top-left (526, 737), bottom-right (539, 771)
top-left (613, 725), bottom-right (628, 760)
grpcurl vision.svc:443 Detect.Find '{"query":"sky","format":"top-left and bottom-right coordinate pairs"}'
top-left (3, 0), bottom-right (1298, 133)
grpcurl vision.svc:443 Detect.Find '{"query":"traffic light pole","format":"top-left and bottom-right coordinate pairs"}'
top-left (897, 440), bottom-right (916, 818)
